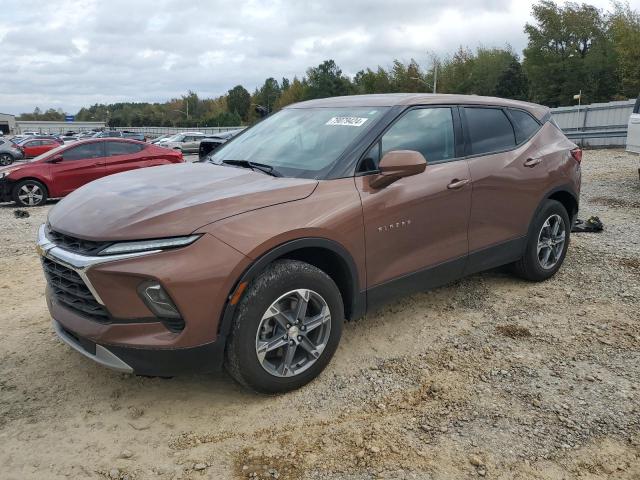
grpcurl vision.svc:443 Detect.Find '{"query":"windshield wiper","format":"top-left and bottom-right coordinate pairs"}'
top-left (220, 159), bottom-right (282, 177)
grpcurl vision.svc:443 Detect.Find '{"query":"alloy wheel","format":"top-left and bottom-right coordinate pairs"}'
top-left (255, 289), bottom-right (331, 378)
top-left (18, 183), bottom-right (44, 206)
top-left (0, 154), bottom-right (12, 166)
top-left (537, 214), bottom-right (566, 269)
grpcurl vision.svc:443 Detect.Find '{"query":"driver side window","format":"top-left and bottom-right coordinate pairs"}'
top-left (63, 142), bottom-right (104, 161)
top-left (358, 107), bottom-right (456, 173)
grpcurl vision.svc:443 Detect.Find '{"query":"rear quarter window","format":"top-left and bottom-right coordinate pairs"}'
top-left (509, 109), bottom-right (542, 144)
top-left (464, 107), bottom-right (516, 155)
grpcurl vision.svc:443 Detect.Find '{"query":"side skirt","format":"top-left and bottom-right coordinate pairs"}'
top-left (364, 236), bottom-right (526, 314)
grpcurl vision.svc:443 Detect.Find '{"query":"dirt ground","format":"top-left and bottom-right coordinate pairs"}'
top-left (1, 150), bottom-right (639, 480)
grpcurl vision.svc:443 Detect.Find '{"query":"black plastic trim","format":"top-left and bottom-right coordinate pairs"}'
top-left (106, 341), bottom-right (225, 376)
top-left (219, 238), bottom-right (365, 337)
top-left (464, 236), bottom-right (526, 276)
top-left (366, 256), bottom-right (467, 313)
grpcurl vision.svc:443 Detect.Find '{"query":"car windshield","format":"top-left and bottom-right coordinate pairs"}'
top-left (165, 134), bottom-right (183, 142)
top-left (27, 143), bottom-right (68, 162)
top-left (209, 107), bottom-right (389, 179)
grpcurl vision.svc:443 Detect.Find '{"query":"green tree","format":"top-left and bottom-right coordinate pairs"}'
top-left (226, 85), bottom-right (251, 121)
top-left (305, 60), bottom-right (352, 100)
top-left (523, 1), bottom-right (617, 106)
top-left (609, 1), bottom-right (640, 98)
top-left (495, 58), bottom-right (529, 99)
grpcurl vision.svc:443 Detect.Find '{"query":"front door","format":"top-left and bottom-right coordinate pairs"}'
top-left (355, 107), bottom-right (471, 307)
top-left (50, 141), bottom-right (106, 196)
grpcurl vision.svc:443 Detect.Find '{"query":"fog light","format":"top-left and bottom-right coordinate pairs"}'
top-left (138, 281), bottom-right (181, 319)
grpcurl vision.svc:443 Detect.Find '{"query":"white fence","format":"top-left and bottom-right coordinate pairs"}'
top-left (550, 99), bottom-right (635, 147)
top-left (114, 126), bottom-right (244, 137)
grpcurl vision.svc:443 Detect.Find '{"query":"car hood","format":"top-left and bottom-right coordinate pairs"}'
top-left (48, 163), bottom-right (318, 241)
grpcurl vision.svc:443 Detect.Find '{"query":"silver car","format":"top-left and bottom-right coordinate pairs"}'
top-left (0, 139), bottom-right (25, 166)
top-left (157, 132), bottom-right (205, 153)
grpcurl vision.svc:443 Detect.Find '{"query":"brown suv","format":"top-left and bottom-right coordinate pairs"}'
top-left (37, 94), bottom-right (581, 393)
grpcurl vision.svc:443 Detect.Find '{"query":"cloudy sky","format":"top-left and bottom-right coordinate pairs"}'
top-left (1, 0), bottom-right (637, 115)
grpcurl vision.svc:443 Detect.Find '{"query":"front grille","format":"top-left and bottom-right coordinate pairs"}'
top-left (42, 257), bottom-right (109, 321)
top-left (46, 228), bottom-right (111, 256)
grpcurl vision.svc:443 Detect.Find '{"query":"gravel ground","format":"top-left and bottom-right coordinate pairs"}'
top-left (0, 150), bottom-right (639, 480)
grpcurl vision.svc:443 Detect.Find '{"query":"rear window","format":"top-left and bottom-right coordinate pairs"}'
top-left (509, 109), bottom-right (541, 144)
top-left (106, 141), bottom-right (144, 156)
top-left (465, 107), bottom-right (516, 155)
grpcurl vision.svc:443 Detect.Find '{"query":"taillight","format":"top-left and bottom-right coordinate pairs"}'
top-left (570, 148), bottom-right (582, 164)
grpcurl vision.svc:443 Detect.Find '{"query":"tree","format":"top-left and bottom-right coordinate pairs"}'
top-left (227, 85), bottom-right (251, 121)
top-left (495, 58), bottom-right (529, 99)
top-left (206, 111), bottom-right (242, 127)
top-left (255, 77), bottom-right (281, 113)
top-left (523, 1), bottom-right (617, 106)
top-left (609, 2), bottom-right (640, 98)
top-left (305, 60), bottom-right (352, 99)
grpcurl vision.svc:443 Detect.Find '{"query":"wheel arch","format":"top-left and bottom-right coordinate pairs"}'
top-left (12, 176), bottom-right (50, 196)
top-left (218, 238), bottom-right (364, 338)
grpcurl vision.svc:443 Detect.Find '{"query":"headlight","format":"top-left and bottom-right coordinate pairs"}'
top-left (0, 169), bottom-right (18, 179)
top-left (98, 235), bottom-right (200, 256)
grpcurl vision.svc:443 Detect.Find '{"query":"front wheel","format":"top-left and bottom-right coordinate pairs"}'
top-left (12, 179), bottom-right (48, 207)
top-left (225, 260), bottom-right (344, 393)
top-left (0, 153), bottom-right (14, 166)
top-left (513, 199), bottom-right (570, 281)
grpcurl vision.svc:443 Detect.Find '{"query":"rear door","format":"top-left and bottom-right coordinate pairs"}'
top-left (462, 106), bottom-right (552, 272)
top-left (50, 141), bottom-right (107, 196)
top-left (104, 140), bottom-right (148, 176)
top-left (627, 96), bottom-right (640, 154)
top-left (356, 107), bottom-right (471, 304)
top-left (22, 140), bottom-right (42, 157)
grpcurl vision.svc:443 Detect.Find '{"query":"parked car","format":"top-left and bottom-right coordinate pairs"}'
top-left (197, 130), bottom-right (243, 160)
top-left (36, 94), bottom-right (581, 393)
top-left (19, 138), bottom-right (61, 158)
top-left (0, 138), bottom-right (183, 207)
top-left (157, 132), bottom-right (205, 153)
top-left (627, 95), bottom-right (639, 155)
top-left (150, 134), bottom-right (171, 144)
top-left (122, 131), bottom-right (146, 142)
top-left (93, 131), bottom-right (123, 138)
top-left (0, 139), bottom-right (24, 166)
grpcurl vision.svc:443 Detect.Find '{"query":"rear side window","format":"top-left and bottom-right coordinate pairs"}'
top-left (509, 109), bottom-right (541, 144)
top-left (106, 141), bottom-right (144, 156)
top-left (465, 107), bottom-right (515, 155)
top-left (381, 108), bottom-right (455, 163)
top-left (63, 142), bottom-right (104, 160)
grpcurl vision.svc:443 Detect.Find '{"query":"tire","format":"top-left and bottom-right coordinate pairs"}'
top-left (513, 199), bottom-right (570, 281)
top-left (225, 259), bottom-right (344, 393)
top-left (12, 179), bottom-right (48, 207)
top-left (0, 153), bottom-right (14, 166)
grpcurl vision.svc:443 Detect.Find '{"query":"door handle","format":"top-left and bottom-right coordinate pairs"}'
top-left (524, 157), bottom-right (542, 167)
top-left (447, 179), bottom-right (469, 190)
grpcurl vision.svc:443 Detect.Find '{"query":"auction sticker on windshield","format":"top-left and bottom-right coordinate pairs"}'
top-left (325, 117), bottom-right (368, 127)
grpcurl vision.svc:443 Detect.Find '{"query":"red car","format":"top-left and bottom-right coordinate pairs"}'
top-left (19, 138), bottom-right (61, 158)
top-left (0, 139), bottom-right (183, 206)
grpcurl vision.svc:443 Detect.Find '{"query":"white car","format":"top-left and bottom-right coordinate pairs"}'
top-left (157, 132), bottom-right (205, 153)
top-left (627, 95), bottom-right (640, 155)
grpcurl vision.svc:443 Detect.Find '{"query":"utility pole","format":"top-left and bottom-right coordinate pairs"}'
top-left (433, 63), bottom-right (438, 94)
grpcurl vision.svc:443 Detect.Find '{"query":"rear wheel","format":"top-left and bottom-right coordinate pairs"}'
top-left (0, 153), bottom-right (14, 166)
top-left (12, 179), bottom-right (48, 207)
top-left (225, 260), bottom-right (343, 393)
top-left (513, 199), bottom-right (570, 281)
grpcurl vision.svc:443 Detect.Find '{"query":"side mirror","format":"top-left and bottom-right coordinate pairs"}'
top-left (49, 154), bottom-right (63, 164)
top-left (369, 150), bottom-right (427, 188)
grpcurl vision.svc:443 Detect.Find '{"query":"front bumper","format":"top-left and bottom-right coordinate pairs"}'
top-left (51, 316), bottom-right (225, 376)
top-left (0, 177), bottom-right (13, 202)
top-left (37, 224), bottom-right (250, 375)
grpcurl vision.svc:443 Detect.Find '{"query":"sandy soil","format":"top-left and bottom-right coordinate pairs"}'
top-left (1, 150), bottom-right (639, 480)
